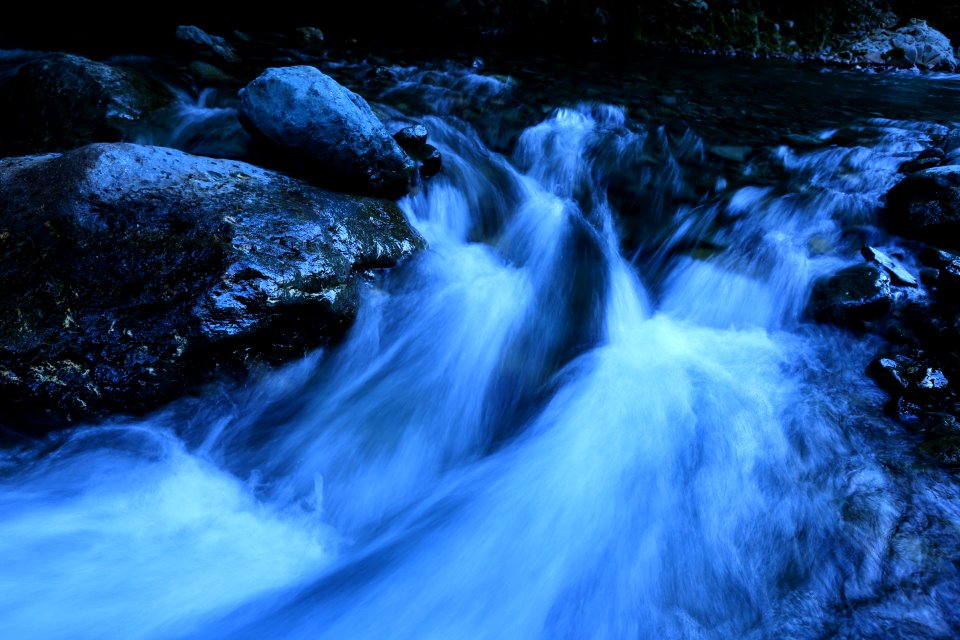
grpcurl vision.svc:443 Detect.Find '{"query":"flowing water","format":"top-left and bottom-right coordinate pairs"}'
top-left (2, 50), bottom-right (960, 639)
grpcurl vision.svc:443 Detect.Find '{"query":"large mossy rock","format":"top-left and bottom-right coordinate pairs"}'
top-left (0, 54), bottom-right (174, 156)
top-left (238, 66), bottom-right (415, 198)
top-left (883, 166), bottom-right (960, 247)
top-left (0, 143), bottom-right (424, 429)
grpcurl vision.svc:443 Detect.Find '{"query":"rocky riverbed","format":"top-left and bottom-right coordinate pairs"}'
top-left (2, 18), bottom-right (960, 640)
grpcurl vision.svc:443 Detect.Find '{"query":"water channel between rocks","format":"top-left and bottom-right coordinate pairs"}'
top-left (2, 49), bottom-right (960, 639)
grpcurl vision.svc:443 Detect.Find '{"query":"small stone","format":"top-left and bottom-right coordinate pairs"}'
top-left (393, 124), bottom-right (429, 152)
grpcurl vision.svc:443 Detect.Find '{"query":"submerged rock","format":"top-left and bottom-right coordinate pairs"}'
top-left (0, 53), bottom-right (174, 156)
top-left (0, 143), bottom-right (424, 429)
top-left (238, 66), bottom-right (415, 198)
top-left (883, 166), bottom-right (960, 247)
top-left (809, 264), bottom-right (892, 329)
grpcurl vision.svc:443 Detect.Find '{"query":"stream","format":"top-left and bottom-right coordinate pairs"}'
top-left (1, 50), bottom-right (960, 639)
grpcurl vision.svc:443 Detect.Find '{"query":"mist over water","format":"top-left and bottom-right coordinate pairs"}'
top-left (2, 58), bottom-right (960, 639)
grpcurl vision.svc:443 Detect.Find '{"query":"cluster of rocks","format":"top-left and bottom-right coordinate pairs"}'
top-left (829, 19), bottom-right (958, 71)
top-left (0, 28), bottom-right (445, 432)
top-left (808, 131), bottom-right (960, 468)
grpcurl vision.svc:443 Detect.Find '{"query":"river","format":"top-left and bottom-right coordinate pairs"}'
top-left (1, 49), bottom-right (959, 639)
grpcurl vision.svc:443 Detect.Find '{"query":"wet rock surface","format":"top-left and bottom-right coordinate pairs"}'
top-left (809, 264), bottom-right (892, 329)
top-left (0, 143), bottom-right (424, 430)
top-left (393, 123), bottom-right (443, 180)
top-left (884, 165), bottom-right (960, 247)
top-left (861, 245), bottom-right (918, 287)
top-left (238, 66), bottom-right (415, 198)
top-left (0, 54), bottom-right (174, 156)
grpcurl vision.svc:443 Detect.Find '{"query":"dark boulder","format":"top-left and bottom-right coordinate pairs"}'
top-left (0, 143), bottom-right (424, 429)
top-left (238, 66), bottom-right (414, 198)
top-left (174, 25), bottom-right (240, 65)
top-left (394, 124), bottom-right (429, 151)
top-left (809, 264), bottom-right (892, 329)
top-left (0, 54), bottom-right (174, 156)
top-left (883, 166), bottom-right (960, 247)
top-left (293, 27), bottom-right (325, 54)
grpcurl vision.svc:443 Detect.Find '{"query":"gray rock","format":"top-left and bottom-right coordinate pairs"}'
top-left (861, 245), bottom-right (917, 287)
top-left (392, 124), bottom-right (443, 180)
top-left (239, 66), bottom-right (415, 198)
top-left (845, 20), bottom-right (957, 70)
top-left (175, 25), bottom-right (240, 65)
top-left (809, 264), bottom-right (892, 329)
top-left (0, 143), bottom-right (424, 429)
top-left (883, 166), bottom-right (960, 246)
top-left (0, 53), bottom-right (174, 155)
